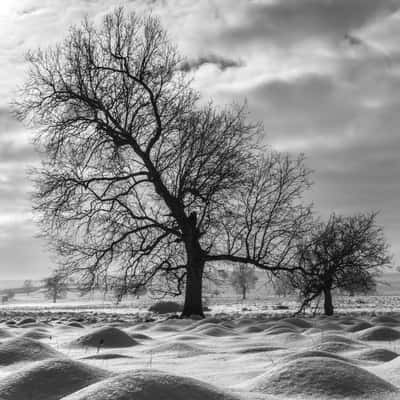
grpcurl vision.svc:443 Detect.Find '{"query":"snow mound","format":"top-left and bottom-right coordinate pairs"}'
top-left (68, 322), bottom-right (84, 328)
top-left (129, 332), bottom-right (152, 341)
top-left (73, 326), bottom-right (139, 348)
top-left (314, 321), bottom-right (343, 331)
top-left (346, 321), bottom-right (373, 332)
top-left (338, 316), bottom-right (360, 325)
top-left (0, 328), bottom-right (13, 338)
top-left (238, 325), bottom-right (265, 334)
top-left (281, 317), bottom-right (312, 328)
top-left (82, 353), bottom-right (134, 360)
top-left (200, 327), bottom-right (237, 337)
top-left (0, 358), bottom-right (110, 400)
top-left (60, 369), bottom-right (241, 400)
top-left (21, 328), bottom-right (51, 340)
top-left (17, 317), bottom-right (36, 326)
top-left (236, 346), bottom-right (283, 354)
top-left (149, 324), bottom-right (180, 333)
top-left (192, 324), bottom-right (236, 337)
top-left (148, 341), bottom-right (208, 357)
top-left (245, 357), bottom-right (397, 398)
top-left (357, 326), bottom-right (400, 341)
top-left (132, 323), bottom-right (152, 331)
top-left (235, 317), bottom-right (256, 326)
top-left (264, 323), bottom-right (299, 335)
top-left (189, 322), bottom-right (222, 331)
top-left (0, 337), bottom-right (63, 365)
top-left (172, 334), bottom-right (205, 341)
top-left (371, 315), bottom-right (400, 325)
top-left (271, 332), bottom-right (306, 342)
top-left (313, 341), bottom-right (364, 353)
top-left (284, 350), bottom-right (355, 364)
top-left (318, 334), bottom-right (361, 345)
top-left (355, 348), bottom-right (398, 362)
top-left (221, 321), bottom-right (236, 329)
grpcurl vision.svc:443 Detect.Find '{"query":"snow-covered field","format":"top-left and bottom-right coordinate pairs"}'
top-left (1, 306), bottom-right (400, 399)
top-left (0, 274), bottom-right (400, 399)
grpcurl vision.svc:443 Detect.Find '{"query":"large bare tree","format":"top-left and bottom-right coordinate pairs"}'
top-left (16, 9), bottom-right (312, 317)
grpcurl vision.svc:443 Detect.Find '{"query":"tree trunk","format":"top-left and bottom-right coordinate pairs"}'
top-left (323, 287), bottom-right (334, 315)
top-left (181, 259), bottom-right (205, 318)
top-left (242, 286), bottom-right (247, 300)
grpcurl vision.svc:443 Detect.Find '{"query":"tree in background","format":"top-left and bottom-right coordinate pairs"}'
top-left (291, 212), bottom-right (391, 315)
top-left (230, 264), bottom-right (258, 300)
top-left (271, 272), bottom-right (296, 297)
top-left (23, 280), bottom-right (35, 295)
top-left (111, 278), bottom-right (148, 303)
top-left (5, 290), bottom-right (15, 301)
top-left (16, 9), bottom-right (312, 317)
top-left (43, 272), bottom-right (69, 303)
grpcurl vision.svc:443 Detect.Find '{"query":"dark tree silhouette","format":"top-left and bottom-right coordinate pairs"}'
top-left (292, 212), bottom-right (391, 315)
top-left (230, 264), bottom-right (258, 300)
top-left (43, 272), bottom-right (68, 303)
top-left (16, 9), bottom-right (312, 317)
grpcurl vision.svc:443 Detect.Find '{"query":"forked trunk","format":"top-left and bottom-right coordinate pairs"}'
top-left (181, 258), bottom-right (205, 318)
top-left (323, 287), bottom-right (334, 316)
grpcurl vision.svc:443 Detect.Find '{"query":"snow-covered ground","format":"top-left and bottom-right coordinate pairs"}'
top-left (1, 306), bottom-right (400, 399)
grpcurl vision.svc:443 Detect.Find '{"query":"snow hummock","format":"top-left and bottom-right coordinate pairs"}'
top-left (355, 348), bottom-right (398, 362)
top-left (73, 326), bottom-right (139, 348)
top-left (59, 369), bottom-right (241, 400)
top-left (357, 326), bottom-right (400, 341)
top-left (0, 337), bottom-right (63, 365)
top-left (0, 358), bottom-right (110, 400)
top-left (243, 356), bottom-right (398, 398)
top-left (147, 341), bottom-right (209, 358)
top-left (20, 328), bottom-right (51, 340)
top-left (346, 321), bottom-right (373, 332)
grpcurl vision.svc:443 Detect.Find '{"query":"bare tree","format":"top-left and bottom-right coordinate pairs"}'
top-left (111, 278), bottom-right (147, 303)
top-left (271, 272), bottom-right (296, 297)
top-left (16, 9), bottom-right (312, 317)
top-left (23, 279), bottom-right (35, 295)
top-left (230, 264), bottom-right (258, 300)
top-left (43, 272), bottom-right (68, 303)
top-left (5, 290), bottom-right (15, 301)
top-left (291, 212), bottom-right (391, 315)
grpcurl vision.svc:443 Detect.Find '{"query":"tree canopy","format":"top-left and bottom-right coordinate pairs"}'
top-left (16, 9), bottom-right (312, 317)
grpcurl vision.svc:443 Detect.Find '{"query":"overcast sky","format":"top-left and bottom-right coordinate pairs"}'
top-left (1, 0), bottom-right (400, 279)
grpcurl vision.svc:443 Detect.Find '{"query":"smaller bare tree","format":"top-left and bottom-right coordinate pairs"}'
top-left (111, 278), bottom-right (148, 303)
top-left (43, 272), bottom-right (69, 303)
top-left (5, 290), bottom-right (15, 301)
top-left (230, 264), bottom-right (258, 300)
top-left (291, 212), bottom-right (391, 315)
top-left (23, 280), bottom-right (35, 295)
top-left (271, 272), bottom-right (296, 297)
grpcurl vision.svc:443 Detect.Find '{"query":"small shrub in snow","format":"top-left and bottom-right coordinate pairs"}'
top-left (148, 301), bottom-right (182, 314)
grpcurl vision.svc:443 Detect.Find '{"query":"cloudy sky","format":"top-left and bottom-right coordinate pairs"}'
top-left (1, 0), bottom-right (400, 279)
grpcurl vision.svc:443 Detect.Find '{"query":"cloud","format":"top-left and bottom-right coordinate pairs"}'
top-left (214, 0), bottom-right (399, 50)
top-left (179, 54), bottom-right (243, 72)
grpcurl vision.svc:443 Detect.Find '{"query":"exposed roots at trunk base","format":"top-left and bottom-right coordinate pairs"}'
top-left (180, 310), bottom-right (205, 319)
